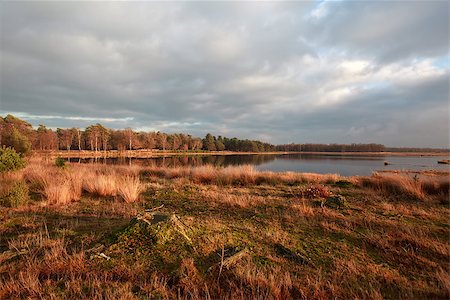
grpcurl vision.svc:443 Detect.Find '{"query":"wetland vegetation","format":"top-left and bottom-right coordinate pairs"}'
top-left (0, 156), bottom-right (449, 299)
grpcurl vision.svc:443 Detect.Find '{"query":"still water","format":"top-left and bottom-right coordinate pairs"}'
top-left (67, 154), bottom-right (450, 176)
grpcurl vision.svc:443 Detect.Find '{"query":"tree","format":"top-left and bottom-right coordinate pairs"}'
top-left (124, 128), bottom-right (135, 150)
top-left (190, 137), bottom-right (203, 150)
top-left (85, 125), bottom-right (99, 151)
top-left (215, 136), bottom-right (225, 151)
top-left (71, 128), bottom-right (82, 150)
top-left (156, 132), bottom-right (167, 151)
top-left (203, 133), bottom-right (216, 151)
top-left (36, 125), bottom-right (57, 151)
top-left (57, 128), bottom-right (75, 151)
top-left (2, 128), bottom-right (31, 155)
top-left (139, 132), bottom-right (156, 149)
top-left (97, 124), bottom-right (110, 152)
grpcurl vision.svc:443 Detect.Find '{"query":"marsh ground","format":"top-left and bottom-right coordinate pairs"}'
top-left (0, 159), bottom-right (449, 299)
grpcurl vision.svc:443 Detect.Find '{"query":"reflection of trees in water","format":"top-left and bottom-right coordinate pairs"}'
top-left (149, 155), bottom-right (276, 167)
top-left (66, 154), bottom-right (279, 167)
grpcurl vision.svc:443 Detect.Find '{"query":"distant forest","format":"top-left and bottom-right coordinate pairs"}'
top-left (1, 114), bottom-right (447, 154)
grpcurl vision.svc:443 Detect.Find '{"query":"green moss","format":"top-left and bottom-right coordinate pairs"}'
top-left (334, 180), bottom-right (353, 188)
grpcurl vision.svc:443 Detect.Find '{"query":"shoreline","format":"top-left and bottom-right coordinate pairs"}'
top-left (33, 150), bottom-right (450, 158)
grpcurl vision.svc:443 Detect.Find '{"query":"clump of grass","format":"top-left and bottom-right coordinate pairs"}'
top-left (24, 163), bottom-right (82, 204)
top-left (83, 173), bottom-right (118, 197)
top-left (118, 176), bottom-right (145, 203)
top-left (220, 165), bottom-right (257, 185)
top-left (43, 179), bottom-right (73, 204)
top-left (359, 174), bottom-right (425, 200)
top-left (190, 165), bottom-right (218, 184)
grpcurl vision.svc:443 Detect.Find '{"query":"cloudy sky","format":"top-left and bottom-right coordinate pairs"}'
top-left (1, 1), bottom-right (448, 147)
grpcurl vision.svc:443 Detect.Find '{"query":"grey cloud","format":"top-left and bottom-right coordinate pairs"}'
top-left (0, 1), bottom-right (448, 147)
top-left (308, 1), bottom-right (449, 63)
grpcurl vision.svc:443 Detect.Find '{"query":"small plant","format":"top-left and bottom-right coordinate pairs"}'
top-left (335, 180), bottom-right (352, 188)
top-left (55, 157), bottom-right (66, 168)
top-left (0, 146), bottom-right (25, 173)
top-left (115, 221), bottom-right (157, 255)
top-left (301, 184), bottom-right (331, 199)
top-left (322, 195), bottom-right (347, 209)
top-left (1, 180), bottom-right (29, 207)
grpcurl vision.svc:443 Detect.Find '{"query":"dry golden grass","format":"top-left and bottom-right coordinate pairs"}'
top-left (24, 163), bottom-right (82, 204)
top-left (117, 176), bottom-right (145, 203)
top-left (142, 164), bottom-right (342, 186)
top-left (83, 173), bottom-right (118, 197)
top-left (1, 159), bottom-right (449, 298)
top-left (358, 173), bottom-right (449, 202)
top-left (199, 188), bottom-right (267, 208)
top-left (292, 201), bottom-right (315, 217)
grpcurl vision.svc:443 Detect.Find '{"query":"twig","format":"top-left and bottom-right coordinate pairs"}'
top-left (145, 204), bottom-right (164, 212)
top-left (217, 245), bottom-right (225, 284)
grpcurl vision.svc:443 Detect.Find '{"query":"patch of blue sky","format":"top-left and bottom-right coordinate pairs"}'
top-left (433, 55), bottom-right (450, 69)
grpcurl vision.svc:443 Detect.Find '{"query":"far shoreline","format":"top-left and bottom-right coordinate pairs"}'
top-left (32, 150), bottom-right (450, 159)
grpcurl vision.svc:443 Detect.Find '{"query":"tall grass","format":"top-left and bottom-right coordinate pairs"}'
top-left (143, 165), bottom-right (341, 186)
top-left (358, 173), bottom-right (449, 202)
top-left (82, 173), bottom-right (118, 197)
top-left (24, 164), bottom-right (82, 204)
top-left (118, 176), bottom-right (145, 203)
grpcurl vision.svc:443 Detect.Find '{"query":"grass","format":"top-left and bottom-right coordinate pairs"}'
top-left (0, 158), bottom-right (449, 299)
top-left (118, 176), bottom-right (145, 203)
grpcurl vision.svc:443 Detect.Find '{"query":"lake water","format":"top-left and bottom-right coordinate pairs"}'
top-left (67, 154), bottom-right (450, 176)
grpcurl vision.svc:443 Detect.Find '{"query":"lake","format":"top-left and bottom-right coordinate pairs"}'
top-left (66, 154), bottom-right (450, 176)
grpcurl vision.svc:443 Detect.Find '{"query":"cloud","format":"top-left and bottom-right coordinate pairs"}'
top-left (0, 1), bottom-right (448, 147)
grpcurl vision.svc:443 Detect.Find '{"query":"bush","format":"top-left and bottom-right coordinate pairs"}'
top-left (55, 157), bottom-right (66, 168)
top-left (323, 195), bottom-right (347, 208)
top-left (0, 147), bottom-right (26, 173)
top-left (1, 180), bottom-right (29, 207)
top-left (2, 127), bottom-right (31, 155)
top-left (301, 184), bottom-right (331, 199)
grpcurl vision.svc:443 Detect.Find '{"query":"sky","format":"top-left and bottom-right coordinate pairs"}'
top-left (0, 1), bottom-right (449, 147)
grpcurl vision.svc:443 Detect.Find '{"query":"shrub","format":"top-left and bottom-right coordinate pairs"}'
top-left (55, 157), bottom-right (66, 168)
top-left (0, 147), bottom-right (26, 173)
top-left (2, 128), bottom-right (31, 155)
top-left (1, 180), bottom-right (29, 207)
top-left (335, 180), bottom-right (352, 188)
top-left (323, 195), bottom-right (347, 208)
top-left (301, 184), bottom-right (331, 199)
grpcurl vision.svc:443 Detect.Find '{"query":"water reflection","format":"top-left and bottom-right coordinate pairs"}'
top-left (67, 154), bottom-right (278, 168)
top-left (65, 154), bottom-right (450, 176)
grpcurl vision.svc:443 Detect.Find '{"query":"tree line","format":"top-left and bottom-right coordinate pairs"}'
top-left (3, 114), bottom-right (445, 155)
top-left (276, 143), bottom-right (386, 152)
top-left (0, 114), bottom-right (275, 154)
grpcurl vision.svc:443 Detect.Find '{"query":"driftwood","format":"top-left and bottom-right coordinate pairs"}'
top-left (221, 248), bottom-right (249, 269)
